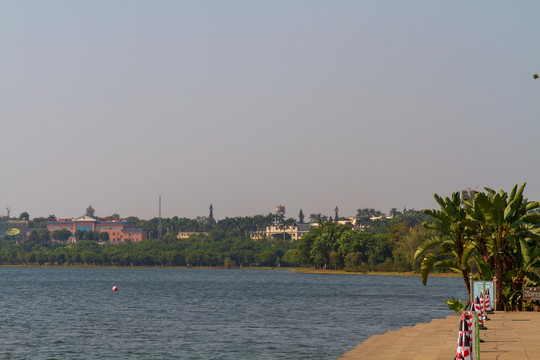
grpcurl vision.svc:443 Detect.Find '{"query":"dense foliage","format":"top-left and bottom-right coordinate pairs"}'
top-left (0, 231), bottom-right (293, 268)
top-left (0, 210), bottom-right (433, 273)
top-left (297, 211), bottom-right (432, 271)
top-left (416, 184), bottom-right (540, 311)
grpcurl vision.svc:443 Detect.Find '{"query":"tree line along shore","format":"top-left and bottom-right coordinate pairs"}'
top-left (0, 208), bottom-right (431, 273)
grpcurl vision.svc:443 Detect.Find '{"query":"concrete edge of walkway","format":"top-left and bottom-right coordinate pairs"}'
top-left (336, 311), bottom-right (540, 360)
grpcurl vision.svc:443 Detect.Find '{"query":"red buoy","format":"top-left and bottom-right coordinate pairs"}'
top-left (112, 286), bottom-right (118, 292)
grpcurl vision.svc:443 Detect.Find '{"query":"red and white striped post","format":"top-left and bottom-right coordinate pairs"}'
top-left (456, 317), bottom-right (472, 360)
top-left (475, 296), bottom-right (487, 330)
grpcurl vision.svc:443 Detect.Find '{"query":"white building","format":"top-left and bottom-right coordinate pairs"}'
top-left (250, 223), bottom-right (311, 241)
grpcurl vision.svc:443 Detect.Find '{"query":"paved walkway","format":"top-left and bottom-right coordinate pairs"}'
top-left (336, 312), bottom-right (540, 360)
top-left (480, 312), bottom-right (540, 360)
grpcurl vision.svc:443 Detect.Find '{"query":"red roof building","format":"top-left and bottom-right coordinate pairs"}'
top-left (47, 215), bottom-right (147, 243)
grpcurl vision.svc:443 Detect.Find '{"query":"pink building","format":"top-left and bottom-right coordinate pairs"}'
top-left (47, 215), bottom-right (147, 243)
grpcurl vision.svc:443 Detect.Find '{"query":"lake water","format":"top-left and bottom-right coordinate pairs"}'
top-left (0, 268), bottom-right (467, 359)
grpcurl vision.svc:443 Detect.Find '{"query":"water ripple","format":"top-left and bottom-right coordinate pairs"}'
top-left (0, 268), bottom-right (466, 359)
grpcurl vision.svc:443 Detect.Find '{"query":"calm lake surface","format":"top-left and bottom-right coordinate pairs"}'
top-left (0, 268), bottom-right (467, 359)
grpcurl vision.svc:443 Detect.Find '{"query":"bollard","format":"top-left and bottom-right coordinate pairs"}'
top-left (456, 313), bottom-right (473, 360)
top-left (485, 289), bottom-right (494, 314)
top-left (456, 329), bottom-right (471, 360)
top-left (475, 296), bottom-right (487, 330)
top-left (480, 291), bottom-right (490, 321)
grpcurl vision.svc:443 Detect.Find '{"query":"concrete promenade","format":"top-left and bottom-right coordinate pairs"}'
top-left (337, 312), bottom-right (540, 360)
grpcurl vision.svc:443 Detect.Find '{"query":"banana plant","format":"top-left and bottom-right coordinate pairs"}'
top-left (415, 192), bottom-right (474, 296)
top-left (420, 184), bottom-right (540, 310)
top-left (467, 183), bottom-right (540, 310)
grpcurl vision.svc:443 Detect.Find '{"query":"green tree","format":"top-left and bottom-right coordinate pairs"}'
top-left (355, 208), bottom-right (383, 229)
top-left (330, 251), bottom-right (342, 269)
top-left (19, 212), bottom-right (29, 221)
top-left (53, 247), bottom-right (68, 265)
top-left (309, 213), bottom-right (328, 224)
top-left (27, 230), bottom-right (40, 243)
top-left (282, 249), bottom-right (300, 266)
top-left (99, 232), bottom-right (110, 242)
top-left (224, 257), bottom-right (236, 268)
top-left (51, 229), bottom-right (71, 242)
top-left (255, 250), bottom-right (276, 266)
top-left (344, 252), bottom-right (362, 270)
top-left (393, 226), bottom-right (433, 272)
top-left (38, 229), bottom-right (50, 244)
top-left (305, 223), bottom-right (350, 269)
top-left (389, 208), bottom-right (400, 218)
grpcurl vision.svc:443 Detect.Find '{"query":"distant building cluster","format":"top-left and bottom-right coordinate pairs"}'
top-left (47, 215), bottom-right (147, 243)
top-left (1, 203), bottom-right (393, 244)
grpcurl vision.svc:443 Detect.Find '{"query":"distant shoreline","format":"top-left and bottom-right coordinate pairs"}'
top-left (0, 264), bottom-right (459, 277)
top-left (288, 268), bottom-right (459, 277)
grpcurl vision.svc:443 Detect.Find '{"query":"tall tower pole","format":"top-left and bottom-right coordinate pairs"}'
top-left (158, 195), bottom-right (162, 239)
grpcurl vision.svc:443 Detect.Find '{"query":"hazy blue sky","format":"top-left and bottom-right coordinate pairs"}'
top-left (1, 1), bottom-right (539, 220)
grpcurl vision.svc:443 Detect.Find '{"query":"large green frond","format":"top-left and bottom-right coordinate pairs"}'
top-left (452, 192), bottom-right (461, 207)
top-left (525, 272), bottom-right (540, 285)
top-left (475, 193), bottom-right (493, 223)
top-left (444, 196), bottom-right (458, 217)
top-left (434, 194), bottom-right (446, 209)
top-left (504, 197), bottom-right (520, 222)
top-left (520, 238), bottom-right (533, 265)
top-left (414, 236), bottom-right (443, 260)
top-left (514, 183), bottom-right (526, 201)
top-left (477, 261), bottom-right (494, 279)
top-left (522, 213), bottom-right (540, 225)
top-left (504, 268), bottom-right (517, 282)
top-left (492, 194), bottom-right (505, 227)
top-left (419, 253), bottom-right (438, 286)
top-left (469, 201), bottom-right (485, 223)
top-left (434, 258), bottom-right (459, 271)
top-left (462, 243), bottom-right (477, 264)
top-left (521, 240), bottom-right (540, 273)
top-left (508, 184), bottom-right (518, 203)
top-left (525, 201), bottom-right (540, 212)
top-left (423, 209), bottom-right (451, 227)
top-left (462, 199), bottom-right (474, 209)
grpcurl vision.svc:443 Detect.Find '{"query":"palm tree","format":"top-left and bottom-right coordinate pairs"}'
top-left (310, 213), bottom-right (326, 224)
